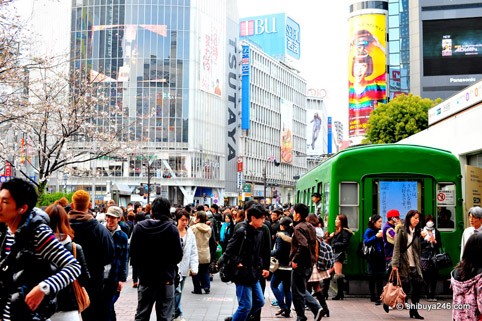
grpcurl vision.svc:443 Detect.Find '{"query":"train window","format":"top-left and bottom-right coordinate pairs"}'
top-left (435, 183), bottom-right (456, 230)
top-left (339, 182), bottom-right (359, 231)
top-left (323, 183), bottom-right (330, 228)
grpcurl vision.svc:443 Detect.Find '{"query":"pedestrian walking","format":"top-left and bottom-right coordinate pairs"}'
top-left (290, 204), bottom-right (323, 321)
top-left (224, 204), bottom-right (269, 321)
top-left (130, 197), bottom-right (183, 321)
top-left (69, 189), bottom-right (115, 321)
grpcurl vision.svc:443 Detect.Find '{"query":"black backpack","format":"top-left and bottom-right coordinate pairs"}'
top-left (218, 229), bottom-right (246, 283)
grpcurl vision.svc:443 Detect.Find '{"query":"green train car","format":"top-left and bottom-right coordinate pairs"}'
top-left (295, 144), bottom-right (463, 292)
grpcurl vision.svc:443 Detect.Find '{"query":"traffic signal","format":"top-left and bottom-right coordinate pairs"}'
top-left (139, 183), bottom-right (144, 196)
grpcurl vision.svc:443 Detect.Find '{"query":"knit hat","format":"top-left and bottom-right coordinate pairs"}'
top-left (386, 209), bottom-right (400, 219)
top-left (106, 206), bottom-right (123, 218)
top-left (425, 221), bottom-right (434, 231)
top-left (71, 190), bottom-right (90, 212)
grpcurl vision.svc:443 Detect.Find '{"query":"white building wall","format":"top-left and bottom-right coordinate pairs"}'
top-left (241, 42), bottom-right (307, 205)
top-left (399, 96), bottom-right (482, 205)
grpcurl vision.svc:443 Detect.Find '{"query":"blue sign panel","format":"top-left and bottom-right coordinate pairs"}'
top-left (241, 45), bottom-right (251, 130)
top-left (327, 116), bottom-right (332, 154)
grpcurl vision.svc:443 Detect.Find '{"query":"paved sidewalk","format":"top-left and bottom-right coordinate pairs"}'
top-left (116, 273), bottom-right (454, 321)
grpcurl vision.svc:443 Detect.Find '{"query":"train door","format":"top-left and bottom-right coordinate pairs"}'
top-left (360, 177), bottom-right (433, 271)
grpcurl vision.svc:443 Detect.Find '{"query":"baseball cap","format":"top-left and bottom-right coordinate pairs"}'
top-left (106, 206), bottom-right (123, 218)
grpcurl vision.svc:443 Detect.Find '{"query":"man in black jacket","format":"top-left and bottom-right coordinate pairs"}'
top-left (290, 203), bottom-right (323, 321)
top-left (224, 205), bottom-right (269, 321)
top-left (130, 197), bottom-right (183, 321)
top-left (69, 189), bottom-right (114, 321)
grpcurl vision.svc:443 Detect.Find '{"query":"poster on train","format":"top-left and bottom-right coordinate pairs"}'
top-left (379, 181), bottom-right (419, 219)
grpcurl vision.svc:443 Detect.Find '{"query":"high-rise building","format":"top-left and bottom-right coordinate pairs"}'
top-left (239, 41), bottom-right (307, 206)
top-left (68, 0), bottom-right (240, 206)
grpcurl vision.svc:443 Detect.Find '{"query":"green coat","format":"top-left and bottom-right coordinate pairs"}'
top-left (391, 226), bottom-right (423, 279)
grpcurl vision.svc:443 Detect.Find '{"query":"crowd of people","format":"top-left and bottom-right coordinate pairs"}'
top-left (0, 179), bottom-right (481, 321)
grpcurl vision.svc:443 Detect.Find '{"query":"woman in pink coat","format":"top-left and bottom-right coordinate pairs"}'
top-left (451, 232), bottom-right (482, 321)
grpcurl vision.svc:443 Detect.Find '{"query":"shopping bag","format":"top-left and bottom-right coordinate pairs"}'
top-left (380, 270), bottom-right (406, 308)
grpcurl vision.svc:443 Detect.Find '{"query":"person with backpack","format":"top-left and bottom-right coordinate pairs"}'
top-left (305, 214), bottom-right (332, 317)
top-left (270, 217), bottom-right (293, 318)
top-left (223, 205), bottom-right (269, 321)
top-left (290, 205), bottom-right (324, 321)
top-left (0, 178), bottom-right (81, 321)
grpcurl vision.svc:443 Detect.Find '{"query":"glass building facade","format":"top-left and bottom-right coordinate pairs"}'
top-left (71, 0), bottom-right (190, 144)
top-left (388, 0), bottom-right (410, 99)
top-left (69, 0), bottom-right (233, 205)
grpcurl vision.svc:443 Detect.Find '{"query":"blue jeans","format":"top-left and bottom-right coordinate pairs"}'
top-left (270, 270), bottom-right (292, 310)
top-left (105, 290), bottom-right (120, 321)
top-left (174, 277), bottom-right (186, 318)
top-left (292, 267), bottom-right (321, 321)
top-left (134, 283), bottom-right (174, 321)
top-left (232, 281), bottom-right (265, 321)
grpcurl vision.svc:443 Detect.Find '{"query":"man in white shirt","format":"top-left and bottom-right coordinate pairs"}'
top-left (460, 206), bottom-right (482, 258)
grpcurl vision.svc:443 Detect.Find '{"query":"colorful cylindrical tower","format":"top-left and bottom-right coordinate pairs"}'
top-left (348, 1), bottom-right (388, 141)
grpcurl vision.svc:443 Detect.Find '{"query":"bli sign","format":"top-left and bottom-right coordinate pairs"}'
top-left (240, 17), bottom-right (277, 36)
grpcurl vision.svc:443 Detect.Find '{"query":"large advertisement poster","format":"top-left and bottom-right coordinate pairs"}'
top-left (280, 99), bottom-right (293, 164)
top-left (199, 15), bottom-right (224, 97)
top-left (348, 13), bottom-right (387, 138)
top-left (306, 109), bottom-right (323, 156)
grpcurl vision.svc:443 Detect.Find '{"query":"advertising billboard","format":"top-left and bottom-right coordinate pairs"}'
top-left (280, 99), bottom-right (293, 164)
top-left (306, 109), bottom-right (323, 156)
top-left (199, 15), bottom-right (224, 96)
top-left (348, 13), bottom-right (387, 138)
top-left (423, 17), bottom-right (482, 76)
top-left (240, 13), bottom-right (300, 62)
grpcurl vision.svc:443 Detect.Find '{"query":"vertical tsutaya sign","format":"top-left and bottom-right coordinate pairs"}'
top-left (348, 11), bottom-right (387, 138)
top-left (241, 44), bottom-right (250, 130)
top-left (280, 99), bottom-right (293, 164)
top-left (225, 9), bottom-right (241, 194)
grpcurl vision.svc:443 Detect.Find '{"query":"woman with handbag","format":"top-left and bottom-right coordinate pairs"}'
top-left (326, 214), bottom-right (353, 300)
top-left (451, 232), bottom-right (482, 321)
top-left (270, 217), bottom-right (293, 318)
top-left (363, 214), bottom-right (385, 305)
top-left (390, 209), bottom-right (425, 320)
top-left (420, 215), bottom-right (441, 302)
top-left (45, 204), bottom-right (90, 321)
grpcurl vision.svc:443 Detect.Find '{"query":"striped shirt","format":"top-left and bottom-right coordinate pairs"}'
top-left (2, 224), bottom-right (81, 321)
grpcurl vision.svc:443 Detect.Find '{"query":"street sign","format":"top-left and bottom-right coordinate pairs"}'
top-left (436, 190), bottom-right (454, 205)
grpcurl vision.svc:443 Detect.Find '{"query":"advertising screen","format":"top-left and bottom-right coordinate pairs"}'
top-left (423, 17), bottom-right (482, 76)
top-left (348, 13), bottom-right (387, 138)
